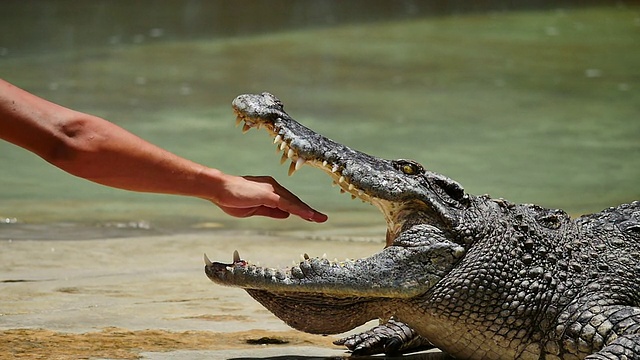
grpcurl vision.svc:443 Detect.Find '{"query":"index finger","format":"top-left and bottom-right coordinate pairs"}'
top-left (271, 185), bottom-right (328, 223)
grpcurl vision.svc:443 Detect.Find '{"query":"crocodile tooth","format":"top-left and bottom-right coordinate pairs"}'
top-left (331, 181), bottom-right (337, 187)
top-left (203, 253), bottom-right (212, 266)
top-left (348, 184), bottom-right (355, 191)
top-left (303, 253), bottom-right (310, 260)
top-left (339, 176), bottom-right (345, 183)
top-left (242, 123), bottom-right (251, 133)
top-left (322, 253), bottom-right (327, 259)
top-left (332, 164), bottom-right (339, 173)
top-left (340, 189), bottom-right (346, 194)
top-left (279, 142), bottom-right (287, 151)
top-left (295, 158), bottom-right (305, 170)
top-left (280, 152), bottom-right (288, 164)
top-left (273, 134), bottom-right (282, 144)
top-left (351, 194), bottom-right (357, 200)
top-left (235, 116), bottom-right (243, 126)
top-left (288, 161), bottom-right (296, 176)
top-left (287, 148), bottom-right (295, 159)
top-left (233, 250), bottom-right (240, 263)
top-left (358, 190), bottom-right (364, 196)
top-left (322, 160), bottom-right (328, 167)
top-left (300, 254), bottom-right (306, 262)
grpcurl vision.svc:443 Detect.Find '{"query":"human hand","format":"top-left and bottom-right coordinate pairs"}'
top-left (211, 174), bottom-right (328, 222)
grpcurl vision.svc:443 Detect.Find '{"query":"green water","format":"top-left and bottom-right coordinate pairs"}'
top-left (1, 4), bottom-right (639, 238)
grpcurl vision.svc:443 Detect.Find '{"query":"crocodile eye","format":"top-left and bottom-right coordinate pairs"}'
top-left (394, 160), bottom-right (424, 176)
top-left (402, 164), bottom-right (416, 174)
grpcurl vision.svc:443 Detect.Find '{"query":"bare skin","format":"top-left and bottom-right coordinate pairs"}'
top-left (0, 79), bottom-right (327, 222)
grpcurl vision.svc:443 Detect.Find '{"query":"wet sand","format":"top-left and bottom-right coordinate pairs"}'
top-left (0, 229), bottom-right (431, 359)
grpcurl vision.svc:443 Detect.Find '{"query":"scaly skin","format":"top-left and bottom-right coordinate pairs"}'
top-left (205, 92), bottom-right (640, 359)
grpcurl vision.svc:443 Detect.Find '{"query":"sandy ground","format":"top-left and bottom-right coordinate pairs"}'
top-left (0, 229), bottom-right (447, 359)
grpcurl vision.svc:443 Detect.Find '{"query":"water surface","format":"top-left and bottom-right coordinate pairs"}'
top-left (1, 3), bottom-right (639, 239)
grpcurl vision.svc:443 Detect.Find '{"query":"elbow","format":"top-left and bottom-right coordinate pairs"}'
top-left (46, 117), bottom-right (102, 173)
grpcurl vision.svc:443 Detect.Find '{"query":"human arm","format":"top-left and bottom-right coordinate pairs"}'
top-left (0, 79), bottom-right (327, 222)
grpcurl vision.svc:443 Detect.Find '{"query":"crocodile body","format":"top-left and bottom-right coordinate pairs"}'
top-left (205, 92), bottom-right (640, 359)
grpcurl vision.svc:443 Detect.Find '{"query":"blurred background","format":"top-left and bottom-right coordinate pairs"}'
top-left (1, 0), bottom-right (639, 239)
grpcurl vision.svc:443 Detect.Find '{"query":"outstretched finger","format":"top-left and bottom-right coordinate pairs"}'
top-left (219, 204), bottom-right (291, 219)
top-left (242, 175), bottom-right (328, 222)
top-left (268, 184), bottom-right (327, 222)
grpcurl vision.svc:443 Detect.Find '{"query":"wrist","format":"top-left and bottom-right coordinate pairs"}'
top-left (194, 166), bottom-right (229, 204)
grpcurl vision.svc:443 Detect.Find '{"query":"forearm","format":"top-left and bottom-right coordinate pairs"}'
top-left (58, 118), bottom-right (225, 199)
top-left (0, 79), bottom-right (224, 200)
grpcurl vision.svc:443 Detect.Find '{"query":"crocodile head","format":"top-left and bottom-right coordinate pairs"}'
top-left (205, 92), bottom-right (477, 334)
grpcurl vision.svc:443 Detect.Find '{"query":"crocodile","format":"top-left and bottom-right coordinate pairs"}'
top-left (204, 92), bottom-right (640, 359)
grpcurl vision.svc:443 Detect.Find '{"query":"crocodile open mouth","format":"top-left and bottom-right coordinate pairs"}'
top-left (203, 93), bottom-right (464, 334)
